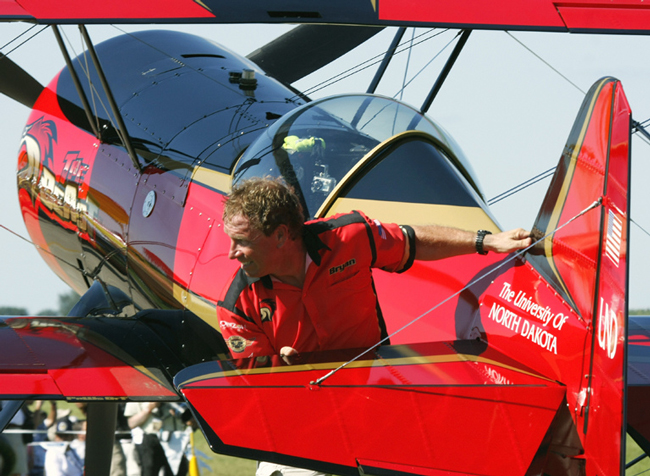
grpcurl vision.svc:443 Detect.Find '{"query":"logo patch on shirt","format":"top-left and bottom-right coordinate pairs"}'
top-left (227, 335), bottom-right (252, 353)
top-left (220, 320), bottom-right (246, 332)
top-left (329, 258), bottom-right (356, 275)
top-left (260, 299), bottom-right (276, 323)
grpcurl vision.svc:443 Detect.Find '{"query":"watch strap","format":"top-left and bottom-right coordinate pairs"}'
top-left (476, 230), bottom-right (492, 255)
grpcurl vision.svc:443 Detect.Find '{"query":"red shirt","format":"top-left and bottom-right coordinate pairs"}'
top-left (217, 211), bottom-right (415, 358)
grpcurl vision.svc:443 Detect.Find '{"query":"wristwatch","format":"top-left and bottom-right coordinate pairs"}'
top-left (475, 230), bottom-right (492, 255)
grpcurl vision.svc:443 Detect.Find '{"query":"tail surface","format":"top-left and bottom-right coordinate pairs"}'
top-left (527, 76), bottom-right (631, 475)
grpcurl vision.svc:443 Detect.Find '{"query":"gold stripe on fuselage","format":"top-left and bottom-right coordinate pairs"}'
top-left (191, 166), bottom-right (232, 194)
top-left (325, 197), bottom-right (500, 232)
top-left (177, 351), bottom-right (552, 387)
top-left (173, 284), bottom-right (220, 332)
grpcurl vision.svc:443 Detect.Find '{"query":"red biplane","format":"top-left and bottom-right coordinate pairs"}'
top-left (0, 2), bottom-right (649, 475)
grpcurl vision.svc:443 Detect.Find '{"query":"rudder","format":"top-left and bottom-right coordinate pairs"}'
top-left (527, 77), bottom-right (631, 475)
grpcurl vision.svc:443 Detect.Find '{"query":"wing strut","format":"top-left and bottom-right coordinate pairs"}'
top-left (366, 27), bottom-right (406, 94)
top-left (78, 25), bottom-right (141, 172)
top-left (420, 29), bottom-right (472, 114)
top-left (52, 26), bottom-right (101, 140)
top-left (85, 402), bottom-right (119, 476)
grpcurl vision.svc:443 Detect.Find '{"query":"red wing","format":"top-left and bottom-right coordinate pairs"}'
top-left (0, 0), bottom-right (213, 21)
top-left (177, 343), bottom-right (567, 476)
top-left (0, 316), bottom-right (177, 400)
top-left (2, 0), bottom-right (650, 33)
top-left (378, 0), bottom-right (650, 33)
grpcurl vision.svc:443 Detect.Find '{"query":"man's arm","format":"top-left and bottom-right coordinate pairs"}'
top-left (126, 402), bottom-right (158, 430)
top-left (411, 225), bottom-right (531, 261)
top-left (218, 306), bottom-right (276, 358)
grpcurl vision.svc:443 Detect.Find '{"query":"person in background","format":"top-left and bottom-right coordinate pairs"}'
top-left (27, 401), bottom-right (57, 476)
top-left (124, 403), bottom-right (189, 476)
top-left (43, 418), bottom-right (84, 476)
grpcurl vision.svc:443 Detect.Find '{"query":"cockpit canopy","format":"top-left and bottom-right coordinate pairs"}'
top-left (233, 94), bottom-right (484, 219)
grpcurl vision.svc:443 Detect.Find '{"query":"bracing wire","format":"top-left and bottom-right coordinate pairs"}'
top-left (505, 31), bottom-right (650, 251)
top-left (59, 27), bottom-right (113, 136)
top-left (0, 24), bottom-right (41, 52)
top-left (629, 465), bottom-right (650, 476)
top-left (506, 31), bottom-right (585, 95)
top-left (400, 28), bottom-right (415, 101)
top-left (632, 218), bottom-right (650, 240)
top-left (0, 25), bottom-right (49, 59)
top-left (312, 198), bottom-right (603, 386)
top-left (508, 30), bottom-right (650, 151)
top-left (488, 166), bottom-right (556, 205)
top-left (391, 31), bottom-right (458, 100)
top-left (297, 28), bottom-right (450, 98)
top-left (0, 223), bottom-right (88, 277)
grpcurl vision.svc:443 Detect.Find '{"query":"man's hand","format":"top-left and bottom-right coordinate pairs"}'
top-left (484, 228), bottom-right (532, 254)
top-left (280, 346), bottom-right (299, 365)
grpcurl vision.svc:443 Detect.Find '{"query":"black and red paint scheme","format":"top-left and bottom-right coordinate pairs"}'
top-left (0, 13), bottom-right (647, 476)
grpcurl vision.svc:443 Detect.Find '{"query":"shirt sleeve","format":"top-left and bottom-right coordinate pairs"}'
top-left (359, 212), bottom-right (413, 273)
top-left (217, 300), bottom-right (276, 358)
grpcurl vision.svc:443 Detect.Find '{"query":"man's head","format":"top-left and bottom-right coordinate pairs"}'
top-left (49, 417), bottom-right (75, 442)
top-left (223, 177), bottom-right (304, 278)
top-left (223, 177), bottom-right (304, 239)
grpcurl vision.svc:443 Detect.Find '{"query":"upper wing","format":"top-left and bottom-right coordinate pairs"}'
top-left (2, 0), bottom-right (650, 34)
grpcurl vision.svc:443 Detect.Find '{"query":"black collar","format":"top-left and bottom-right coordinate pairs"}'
top-left (302, 223), bottom-right (331, 266)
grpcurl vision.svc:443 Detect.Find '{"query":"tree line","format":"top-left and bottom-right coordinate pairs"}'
top-left (0, 290), bottom-right (79, 316)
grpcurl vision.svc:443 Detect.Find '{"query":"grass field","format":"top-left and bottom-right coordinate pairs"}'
top-left (192, 432), bottom-right (256, 475)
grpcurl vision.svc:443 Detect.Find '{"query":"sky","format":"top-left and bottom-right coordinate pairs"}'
top-left (2, 23), bottom-right (650, 313)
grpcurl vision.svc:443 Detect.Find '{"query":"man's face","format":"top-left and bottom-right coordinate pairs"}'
top-left (224, 214), bottom-right (279, 277)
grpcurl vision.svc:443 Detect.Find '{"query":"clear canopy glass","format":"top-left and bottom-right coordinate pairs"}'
top-left (233, 94), bottom-right (479, 218)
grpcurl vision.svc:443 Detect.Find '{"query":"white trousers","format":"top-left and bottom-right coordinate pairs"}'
top-left (256, 461), bottom-right (330, 476)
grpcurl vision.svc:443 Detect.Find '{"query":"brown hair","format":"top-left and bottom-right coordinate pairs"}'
top-left (223, 177), bottom-right (304, 239)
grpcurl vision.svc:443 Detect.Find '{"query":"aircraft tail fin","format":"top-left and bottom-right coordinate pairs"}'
top-left (527, 77), bottom-right (631, 475)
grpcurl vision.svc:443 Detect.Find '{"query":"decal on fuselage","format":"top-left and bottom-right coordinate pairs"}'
top-left (487, 281), bottom-right (574, 355)
top-left (18, 117), bottom-right (57, 204)
top-left (19, 116), bottom-right (93, 233)
top-left (605, 207), bottom-right (624, 268)
top-left (597, 297), bottom-right (619, 359)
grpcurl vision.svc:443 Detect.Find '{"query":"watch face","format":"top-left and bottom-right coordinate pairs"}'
top-left (143, 190), bottom-right (156, 217)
